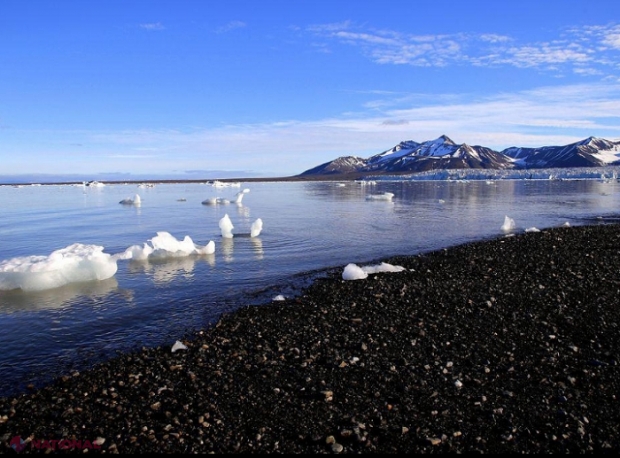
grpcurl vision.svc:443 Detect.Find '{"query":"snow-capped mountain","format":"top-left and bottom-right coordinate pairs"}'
top-left (298, 135), bottom-right (620, 177)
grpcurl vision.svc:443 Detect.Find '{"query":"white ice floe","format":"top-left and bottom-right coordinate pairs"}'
top-left (118, 231), bottom-right (215, 261)
top-left (501, 215), bottom-right (516, 232)
top-left (0, 243), bottom-right (118, 292)
top-left (342, 262), bottom-right (406, 281)
top-left (525, 227), bottom-right (541, 233)
top-left (272, 294), bottom-right (286, 301)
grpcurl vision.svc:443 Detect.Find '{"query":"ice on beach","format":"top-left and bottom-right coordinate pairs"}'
top-left (0, 244), bottom-right (118, 292)
top-left (501, 215), bottom-right (516, 232)
top-left (171, 340), bottom-right (188, 353)
top-left (118, 232), bottom-right (215, 261)
top-left (219, 214), bottom-right (234, 238)
top-left (525, 227), bottom-right (541, 233)
top-left (342, 262), bottom-right (406, 281)
top-left (272, 294), bottom-right (285, 301)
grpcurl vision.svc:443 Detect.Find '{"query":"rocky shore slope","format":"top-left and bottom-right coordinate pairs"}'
top-left (2, 224), bottom-right (620, 454)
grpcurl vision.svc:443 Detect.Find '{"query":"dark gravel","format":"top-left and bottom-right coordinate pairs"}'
top-left (2, 223), bottom-right (620, 454)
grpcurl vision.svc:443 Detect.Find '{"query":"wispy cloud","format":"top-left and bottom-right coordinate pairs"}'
top-left (79, 82), bottom-right (620, 175)
top-left (306, 21), bottom-right (620, 78)
top-left (139, 22), bottom-right (165, 31)
top-left (216, 20), bottom-right (246, 34)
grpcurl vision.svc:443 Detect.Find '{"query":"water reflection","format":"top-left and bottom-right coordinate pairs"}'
top-left (221, 238), bottom-right (234, 262)
top-left (251, 237), bottom-right (264, 260)
top-left (127, 254), bottom-right (216, 284)
top-left (0, 277), bottom-right (120, 313)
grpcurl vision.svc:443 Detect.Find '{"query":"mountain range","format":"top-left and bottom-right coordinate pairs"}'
top-left (297, 135), bottom-right (620, 178)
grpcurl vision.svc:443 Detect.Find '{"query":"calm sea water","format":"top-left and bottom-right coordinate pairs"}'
top-left (1, 178), bottom-right (618, 397)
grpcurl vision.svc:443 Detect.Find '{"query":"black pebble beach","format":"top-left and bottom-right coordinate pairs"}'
top-left (2, 223), bottom-right (620, 454)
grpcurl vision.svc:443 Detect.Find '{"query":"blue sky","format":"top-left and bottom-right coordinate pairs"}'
top-left (2, 0), bottom-right (620, 181)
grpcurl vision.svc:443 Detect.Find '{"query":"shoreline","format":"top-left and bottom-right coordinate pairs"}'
top-left (2, 223), bottom-right (620, 453)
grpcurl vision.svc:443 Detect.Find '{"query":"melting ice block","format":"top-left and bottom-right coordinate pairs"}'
top-left (118, 232), bottom-right (215, 261)
top-left (501, 215), bottom-right (516, 232)
top-left (0, 243), bottom-right (118, 292)
top-left (219, 214), bottom-right (234, 238)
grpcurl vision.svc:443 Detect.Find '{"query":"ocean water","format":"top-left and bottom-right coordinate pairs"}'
top-left (0, 178), bottom-right (619, 398)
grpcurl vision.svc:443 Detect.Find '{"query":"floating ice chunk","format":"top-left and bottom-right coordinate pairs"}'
top-left (201, 197), bottom-right (218, 205)
top-left (117, 243), bottom-right (154, 261)
top-left (234, 188), bottom-right (250, 204)
top-left (250, 218), bottom-right (263, 238)
top-left (501, 215), bottom-right (516, 232)
top-left (525, 227), bottom-right (541, 233)
top-left (195, 240), bottom-right (215, 255)
top-left (563, 221), bottom-right (571, 227)
top-left (273, 294), bottom-right (285, 301)
top-left (0, 243), bottom-right (118, 292)
top-left (219, 214), bottom-right (234, 238)
top-left (366, 192), bottom-right (394, 201)
top-left (119, 194), bottom-right (141, 206)
top-left (118, 232), bottom-right (215, 261)
top-left (171, 340), bottom-right (188, 353)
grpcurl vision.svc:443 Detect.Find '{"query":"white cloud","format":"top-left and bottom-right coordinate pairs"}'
top-left (306, 21), bottom-right (620, 78)
top-left (140, 22), bottom-right (165, 31)
top-left (73, 82), bottom-right (620, 175)
top-left (216, 20), bottom-right (246, 34)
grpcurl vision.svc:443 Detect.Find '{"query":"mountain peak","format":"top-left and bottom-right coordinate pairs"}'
top-left (298, 135), bottom-right (620, 177)
top-left (436, 135), bottom-right (456, 145)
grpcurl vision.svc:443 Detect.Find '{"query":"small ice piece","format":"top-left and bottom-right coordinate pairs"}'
top-left (201, 197), bottom-right (218, 205)
top-left (563, 221), bottom-right (571, 227)
top-left (195, 240), bottom-right (215, 255)
top-left (219, 214), bottom-right (234, 238)
top-left (366, 192), bottom-right (394, 201)
top-left (525, 227), bottom-right (541, 233)
top-left (250, 218), bottom-right (263, 237)
top-left (501, 215), bottom-right (516, 232)
top-left (119, 194), bottom-right (141, 206)
top-left (362, 262), bottom-right (406, 274)
top-left (273, 294), bottom-right (285, 301)
top-left (234, 188), bottom-right (250, 204)
top-left (171, 341), bottom-right (188, 353)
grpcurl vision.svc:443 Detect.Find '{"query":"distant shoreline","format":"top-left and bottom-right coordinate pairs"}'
top-left (0, 172), bottom-right (376, 187)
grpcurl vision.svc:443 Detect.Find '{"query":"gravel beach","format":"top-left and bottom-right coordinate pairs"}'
top-left (2, 223), bottom-right (620, 454)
